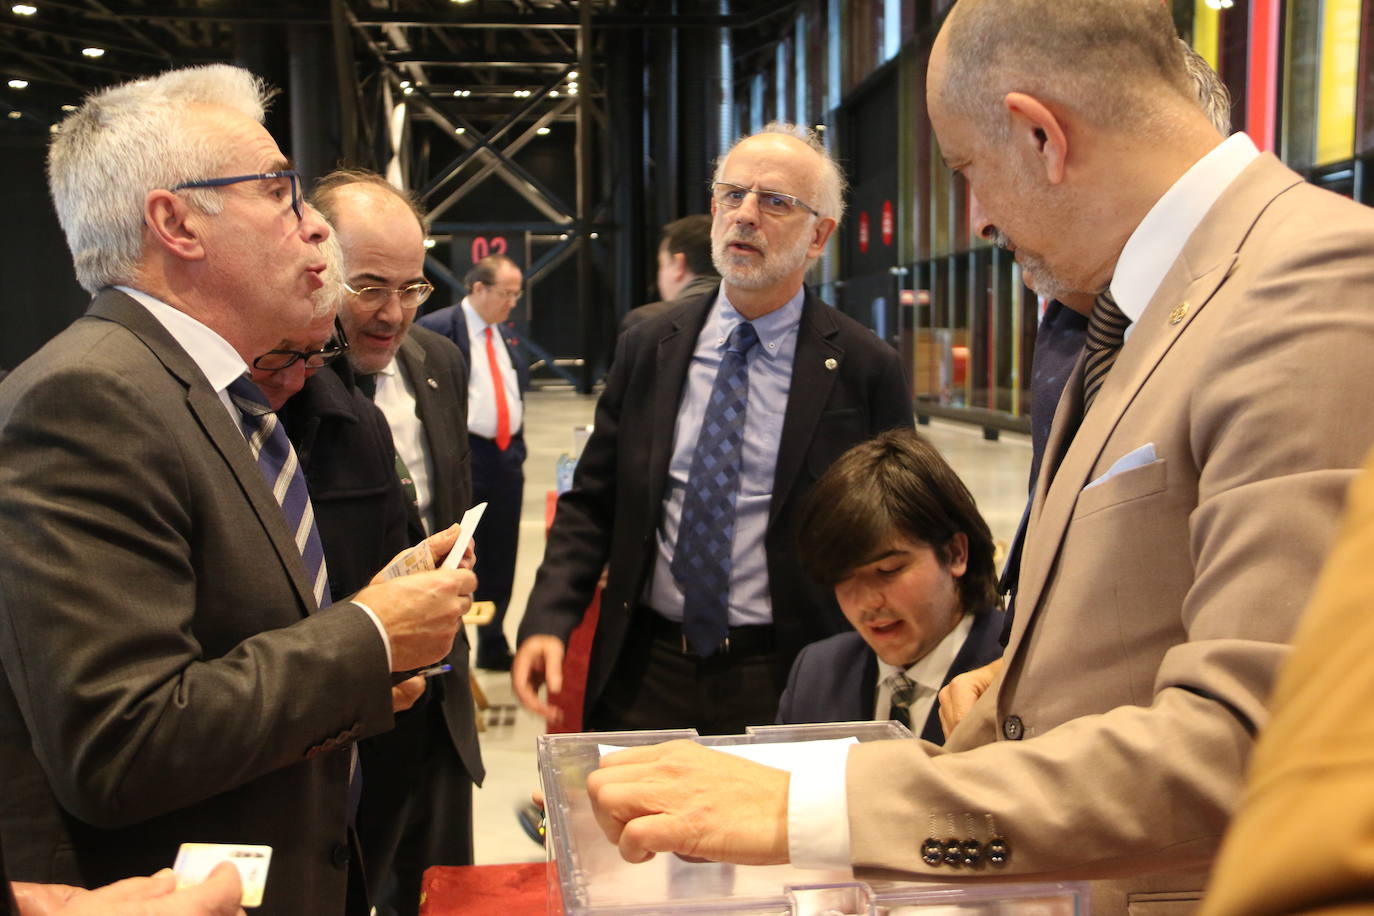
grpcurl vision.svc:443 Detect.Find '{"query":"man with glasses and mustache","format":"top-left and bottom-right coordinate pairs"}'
top-left (513, 122), bottom-right (912, 735)
top-left (309, 169), bottom-right (484, 916)
top-left (0, 66), bottom-right (476, 914)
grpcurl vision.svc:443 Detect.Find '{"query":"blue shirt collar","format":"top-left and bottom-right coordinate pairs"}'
top-left (711, 284), bottom-right (806, 360)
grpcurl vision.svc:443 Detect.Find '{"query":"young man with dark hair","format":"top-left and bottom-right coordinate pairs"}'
top-left (619, 215), bottom-right (721, 334)
top-left (777, 428), bottom-right (1002, 742)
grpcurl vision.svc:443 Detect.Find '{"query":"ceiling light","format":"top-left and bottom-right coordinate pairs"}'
top-left (81, 47), bottom-right (104, 58)
top-left (399, 80), bottom-right (411, 89)
top-left (550, 90), bottom-right (559, 97)
top-left (7, 111), bottom-right (20, 119)
top-left (8, 79), bottom-right (28, 89)
top-left (61, 103), bottom-right (76, 112)
top-left (454, 127), bottom-right (466, 134)
top-left (536, 126), bottom-right (550, 135)
top-left (567, 81), bottom-right (578, 90)
top-left (12, 4), bottom-right (37, 14)
top-left (568, 71), bottom-right (579, 80)
top-left (568, 86), bottom-right (578, 96)
top-left (402, 86), bottom-right (414, 95)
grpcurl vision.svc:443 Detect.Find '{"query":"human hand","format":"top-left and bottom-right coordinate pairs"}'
top-left (14, 862), bottom-right (245, 916)
top-left (391, 674), bottom-right (426, 713)
top-left (586, 740), bottom-right (790, 866)
top-left (938, 656), bottom-right (1003, 736)
top-left (511, 636), bottom-right (565, 724)
top-left (355, 567), bottom-right (476, 672)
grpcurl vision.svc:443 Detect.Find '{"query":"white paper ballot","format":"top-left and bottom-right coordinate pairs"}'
top-left (598, 737), bottom-right (857, 773)
top-left (441, 502), bottom-right (487, 570)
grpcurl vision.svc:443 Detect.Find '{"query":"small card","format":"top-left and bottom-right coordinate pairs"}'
top-left (441, 502), bottom-right (487, 571)
top-left (173, 842), bottom-right (272, 908)
top-left (380, 541), bottom-right (436, 581)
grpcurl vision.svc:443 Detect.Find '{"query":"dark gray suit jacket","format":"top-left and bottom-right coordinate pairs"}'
top-left (775, 610), bottom-right (1005, 743)
top-left (519, 285), bottom-right (913, 716)
top-left (0, 289), bottom-right (394, 914)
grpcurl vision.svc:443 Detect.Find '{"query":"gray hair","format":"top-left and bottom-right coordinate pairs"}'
top-left (312, 216), bottom-right (344, 318)
top-left (713, 121), bottom-right (848, 224)
top-left (939, 0), bottom-right (1193, 140)
top-left (48, 64), bottom-right (275, 293)
top-left (1178, 38), bottom-right (1232, 135)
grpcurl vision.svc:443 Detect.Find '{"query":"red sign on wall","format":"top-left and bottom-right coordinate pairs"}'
top-left (858, 211), bottom-right (870, 254)
top-left (881, 200), bottom-right (894, 247)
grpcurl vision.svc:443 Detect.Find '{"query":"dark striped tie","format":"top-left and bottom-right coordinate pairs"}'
top-left (226, 376), bottom-right (332, 608)
top-left (885, 671), bottom-right (916, 729)
top-left (671, 321), bottom-right (759, 657)
top-left (1082, 289), bottom-right (1131, 415)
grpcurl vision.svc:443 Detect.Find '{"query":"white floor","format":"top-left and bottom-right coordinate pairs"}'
top-left (467, 387), bottom-right (1031, 865)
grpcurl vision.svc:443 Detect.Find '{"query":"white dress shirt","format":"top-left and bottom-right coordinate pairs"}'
top-left (788, 133), bottom-right (1264, 872)
top-left (371, 355), bottom-right (437, 535)
top-left (462, 298), bottom-right (524, 440)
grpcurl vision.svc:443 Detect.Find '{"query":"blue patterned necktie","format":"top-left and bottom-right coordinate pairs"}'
top-left (671, 321), bottom-right (759, 657)
top-left (226, 376), bottom-right (332, 608)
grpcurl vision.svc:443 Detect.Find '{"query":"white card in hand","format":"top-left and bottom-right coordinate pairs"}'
top-left (441, 502), bottom-right (487, 570)
top-left (173, 842), bottom-right (272, 907)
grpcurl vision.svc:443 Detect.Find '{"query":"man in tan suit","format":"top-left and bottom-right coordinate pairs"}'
top-left (582, 1), bottom-right (1374, 911)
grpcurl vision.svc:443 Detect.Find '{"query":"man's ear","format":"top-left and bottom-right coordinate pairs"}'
top-left (945, 532), bottom-right (969, 578)
top-left (1003, 91), bottom-right (1069, 186)
top-left (144, 189), bottom-right (207, 262)
top-left (808, 216), bottom-right (838, 257)
top-left (669, 251), bottom-right (689, 282)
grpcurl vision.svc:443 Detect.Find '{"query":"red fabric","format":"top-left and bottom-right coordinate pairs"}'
top-left (420, 862), bottom-right (549, 915)
top-left (485, 327), bottom-right (511, 451)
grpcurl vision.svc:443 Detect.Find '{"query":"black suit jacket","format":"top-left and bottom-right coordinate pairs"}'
top-left (0, 290), bottom-right (393, 914)
top-left (775, 610), bottom-right (1005, 743)
top-left (518, 285), bottom-right (913, 716)
top-left (388, 325), bottom-right (483, 785)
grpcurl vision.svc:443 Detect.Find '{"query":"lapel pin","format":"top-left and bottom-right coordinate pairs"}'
top-left (824, 358), bottom-right (838, 371)
top-left (1168, 303), bottom-right (1188, 326)
top-left (426, 377), bottom-right (439, 389)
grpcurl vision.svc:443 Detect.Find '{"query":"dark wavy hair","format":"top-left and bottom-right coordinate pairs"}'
top-left (797, 427), bottom-right (1000, 613)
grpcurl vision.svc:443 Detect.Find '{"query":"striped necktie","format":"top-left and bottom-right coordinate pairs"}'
top-left (1082, 289), bottom-right (1131, 415)
top-left (885, 671), bottom-right (916, 729)
top-left (226, 376), bottom-right (332, 608)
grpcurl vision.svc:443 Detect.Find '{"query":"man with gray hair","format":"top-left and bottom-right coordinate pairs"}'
top-left (0, 65), bottom-right (475, 914)
top-left (580, 2), bottom-right (1374, 912)
top-left (513, 122), bottom-right (912, 733)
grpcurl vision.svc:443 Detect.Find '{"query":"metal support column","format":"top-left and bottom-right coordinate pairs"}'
top-left (576, 0), bottom-right (596, 393)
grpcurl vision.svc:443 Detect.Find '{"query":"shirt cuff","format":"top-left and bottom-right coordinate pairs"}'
top-left (351, 600), bottom-right (393, 670)
top-left (787, 739), bottom-right (853, 870)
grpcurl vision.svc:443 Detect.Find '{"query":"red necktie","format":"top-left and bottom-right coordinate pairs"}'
top-left (485, 326), bottom-right (511, 450)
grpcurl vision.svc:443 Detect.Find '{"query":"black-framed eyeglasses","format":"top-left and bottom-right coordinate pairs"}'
top-left (343, 280), bottom-right (434, 313)
top-left (170, 170), bottom-right (304, 220)
top-left (252, 318), bottom-right (350, 371)
top-left (711, 181), bottom-right (820, 219)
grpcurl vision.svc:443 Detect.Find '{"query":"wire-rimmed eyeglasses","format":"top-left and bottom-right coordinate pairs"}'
top-left (252, 318), bottom-right (350, 371)
top-left (711, 181), bottom-right (820, 219)
top-left (343, 280), bottom-right (435, 313)
top-left (170, 170), bottom-right (303, 220)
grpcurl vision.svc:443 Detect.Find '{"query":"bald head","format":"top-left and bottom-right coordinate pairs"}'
top-left (936, 0), bottom-right (1194, 139)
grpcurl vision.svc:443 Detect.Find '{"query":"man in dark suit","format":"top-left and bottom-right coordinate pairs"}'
top-left (619, 214), bottom-right (720, 335)
top-left (775, 429), bottom-right (1003, 743)
top-left (309, 171), bottom-right (485, 916)
top-left (416, 256), bottom-right (529, 671)
top-left (0, 66), bottom-right (474, 915)
top-left (513, 123), bottom-right (912, 734)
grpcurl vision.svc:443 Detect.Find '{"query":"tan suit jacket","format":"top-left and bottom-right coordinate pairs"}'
top-left (845, 154), bottom-right (1374, 914)
top-left (1201, 447), bottom-right (1374, 916)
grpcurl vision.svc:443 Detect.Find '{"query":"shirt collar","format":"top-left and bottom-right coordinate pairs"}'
top-left (1110, 132), bottom-right (1260, 323)
top-left (461, 297), bottom-right (498, 336)
top-left (877, 612), bottom-right (975, 695)
top-left (712, 284), bottom-right (806, 360)
top-left (115, 285), bottom-right (247, 393)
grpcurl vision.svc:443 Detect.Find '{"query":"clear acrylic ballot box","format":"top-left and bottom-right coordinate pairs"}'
top-left (537, 721), bottom-right (1087, 915)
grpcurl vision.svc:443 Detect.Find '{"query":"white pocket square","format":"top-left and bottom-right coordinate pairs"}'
top-left (1084, 443), bottom-right (1157, 490)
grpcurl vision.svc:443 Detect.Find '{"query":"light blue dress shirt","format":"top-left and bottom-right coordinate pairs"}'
top-left (645, 285), bottom-right (806, 626)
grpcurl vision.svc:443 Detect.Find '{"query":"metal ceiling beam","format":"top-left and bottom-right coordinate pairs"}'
top-left (1, 20), bottom-right (180, 61)
top-left (381, 54), bottom-right (578, 67)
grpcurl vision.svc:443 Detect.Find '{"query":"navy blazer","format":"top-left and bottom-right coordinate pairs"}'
top-left (775, 608), bottom-right (1005, 743)
top-left (518, 285), bottom-right (914, 718)
top-left (416, 303), bottom-right (530, 397)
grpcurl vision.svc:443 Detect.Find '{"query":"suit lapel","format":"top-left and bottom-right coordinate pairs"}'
top-left (771, 291), bottom-right (842, 525)
top-left (88, 290), bottom-right (318, 613)
top-left (858, 650), bottom-right (879, 721)
top-left (396, 334), bottom-right (454, 525)
top-left (1009, 153), bottom-right (1301, 656)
